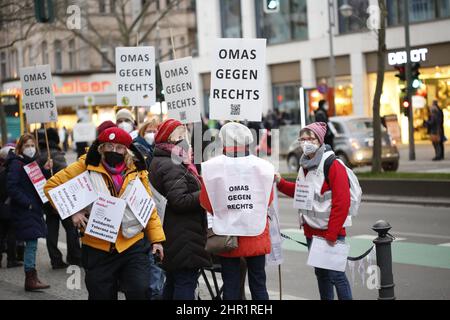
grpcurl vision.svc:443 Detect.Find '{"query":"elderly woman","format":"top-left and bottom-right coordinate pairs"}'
top-left (44, 127), bottom-right (165, 300)
top-left (149, 118), bottom-right (210, 300)
top-left (134, 118), bottom-right (159, 169)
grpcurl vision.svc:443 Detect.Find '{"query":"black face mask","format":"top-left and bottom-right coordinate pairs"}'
top-left (104, 152), bottom-right (125, 167)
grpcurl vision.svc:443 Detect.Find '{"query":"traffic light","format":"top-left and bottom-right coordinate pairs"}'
top-left (34, 0), bottom-right (55, 23)
top-left (411, 62), bottom-right (421, 92)
top-left (401, 98), bottom-right (410, 117)
top-left (264, 0), bottom-right (280, 13)
top-left (394, 64), bottom-right (406, 81)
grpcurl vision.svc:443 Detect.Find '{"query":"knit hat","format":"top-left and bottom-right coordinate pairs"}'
top-left (300, 122), bottom-right (327, 145)
top-left (115, 108), bottom-right (134, 123)
top-left (219, 122), bottom-right (254, 147)
top-left (97, 120), bottom-right (117, 136)
top-left (98, 127), bottom-right (132, 148)
top-left (155, 118), bottom-right (183, 144)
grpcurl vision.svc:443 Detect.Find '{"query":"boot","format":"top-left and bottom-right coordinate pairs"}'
top-left (25, 269), bottom-right (50, 291)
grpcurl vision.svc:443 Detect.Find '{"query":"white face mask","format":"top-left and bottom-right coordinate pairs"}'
top-left (118, 121), bottom-right (134, 133)
top-left (144, 132), bottom-right (155, 145)
top-left (323, 103), bottom-right (329, 111)
top-left (23, 147), bottom-right (36, 158)
top-left (301, 141), bottom-right (319, 156)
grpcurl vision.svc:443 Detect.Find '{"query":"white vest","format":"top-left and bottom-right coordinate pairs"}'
top-left (294, 151), bottom-right (352, 230)
top-left (201, 154), bottom-right (275, 236)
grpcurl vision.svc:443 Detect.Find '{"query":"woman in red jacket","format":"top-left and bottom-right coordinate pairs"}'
top-left (275, 122), bottom-right (352, 300)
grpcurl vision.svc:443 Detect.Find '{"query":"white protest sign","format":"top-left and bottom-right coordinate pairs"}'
top-left (72, 122), bottom-right (96, 143)
top-left (23, 161), bottom-right (48, 204)
top-left (125, 178), bottom-right (156, 227)
top-left (307, 236), bottom-right (350, 272)
top-left (20, 65), bottom-right (58, 124)
top-left (149, 182), bottom-right (167, 225)
top-left (293, 181), bottom-right (314, 210)
top-left (266, 184), bottom-right (283, 266)
top-left (160, 56), bottom-right (201, 124)
top-left (210, 38), bottom-right (266, 121)
top-left (116, 46), bottom-right (155, 107)
top-left (48, 171), bottom-right (98, 220)
top-left (85, 193), bottom-right (126, 243)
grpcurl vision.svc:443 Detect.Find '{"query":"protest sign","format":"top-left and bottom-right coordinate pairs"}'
top-left (85, 193), bottom-right (126, 243)
top-left (125, 178), bottom-right (155, 227)
top-left (149, 182), bottom-right (167, 225)
top-left (20, 64), bottom-right (58, 124)
top-left (72, 122), bottom-right (96, 143)
top-left (23, 161), bottom-right (48, 204)
top-left (116, 46), bottom-right (155, 107)
top-left (307, 236), bottom-right (350, 272)
top-left (209, 38), bottom-right (266, 121)
top-left (159, 56), bottom-right (200, 123)
top-left (48, 171), bottom-right (98, 220)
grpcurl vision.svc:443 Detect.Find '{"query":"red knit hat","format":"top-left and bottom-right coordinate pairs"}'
top-left (98, 127), bottom-right (132, 148)
top-left (301, 122), bottom-right (327, 145)
top-left (155, 118), bottom-right (182, 144)
top-left (97, 120), bottom-right (117, 136)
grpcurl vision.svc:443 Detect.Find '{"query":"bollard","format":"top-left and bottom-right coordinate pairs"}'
top-left (372, 220), bottom-right (396, 300)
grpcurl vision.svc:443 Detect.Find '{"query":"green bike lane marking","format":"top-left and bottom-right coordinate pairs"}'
top-left (281, 229), bottom-right (450, 270)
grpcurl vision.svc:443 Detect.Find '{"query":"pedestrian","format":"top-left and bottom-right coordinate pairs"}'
top-left (275, 122), bottom-right (353, 300)
top-left (134, 118), bottom-right (159, 169)
top-left (6, 133), bottom-right (53, 291)
top-left (44, 127), bottom-right (165, 300)
top-left (116, 108), bottom-right (138, 139)
top-left (314, 99), bottom-right (334, 149)
top-left (424, 100), bottom-right (445, 160)
top-left (37, 128), bottom-right (81, 269)
top-left (200, 122), bottom-right (275, 300)
top-left (149, 119), bottom-right (211, 300)
top-left (75, 119), bottom-right (89, 159)
top-left (0, 145), bottom-right (22, 269)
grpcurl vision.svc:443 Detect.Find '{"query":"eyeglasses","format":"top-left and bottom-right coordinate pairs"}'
top-left (103, 143), bottom-right (127, 153)
top-left (298, 137), bottom-right (318, 143)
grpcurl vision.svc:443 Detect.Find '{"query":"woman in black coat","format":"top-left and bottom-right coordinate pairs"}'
top-left (6, 133), bottom-right (52, 291)
top-left (149, 119), bottom-right (211, 300)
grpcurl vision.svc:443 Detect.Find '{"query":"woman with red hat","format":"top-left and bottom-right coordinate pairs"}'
top-left (149, 118), bottom-right (211, 300)
top-left (44, 127), bottom-right (165, 300)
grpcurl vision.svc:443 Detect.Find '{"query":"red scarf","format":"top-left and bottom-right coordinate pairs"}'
top-left (101, 160), bottom-right (127, 193)
top-left (157, 142), bottom-right (200, 180)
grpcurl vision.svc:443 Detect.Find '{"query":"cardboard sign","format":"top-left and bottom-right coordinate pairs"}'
top-left (116, 46), bottom-right (155, 107)
top-left (72, 122), bottom-right (96, 143)
top-left (307, 236), bottom-right (350, 272)
top-left (149, 182), bottom-right (167, 225)
top-left (209, 38), bottom-right (266, 121)
top-left (294, 181), bottom-right (314, 210)
top-left (23, 161), bottom-right (48, 204)
top-left (159, 57), bottom-right (200, 124)
top-left (125, 178), bottom-right (155, 227)
top-left (48, 171), bottom-right (98, 220)
top-left (85, 193), bottom-right (126, 243)
top-left (20, 65), bottom-right (58, 124)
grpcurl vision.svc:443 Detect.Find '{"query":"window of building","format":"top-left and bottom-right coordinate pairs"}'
top-left (220, 0), bottom-right (242, 38)
top-left (10, 50), bottom-right (18, 78)
top-left (27, 45), bottom-right (34, 66)
top-left (387, 0), bottom-right (450, 25)
top-left (99, 0), bottom-right (107, 13)
top-left (255, 0), bottom-right (308, 45)
top-left (100, 47), bottom-right (110, 70)
top-left (110, 0), bottom-right (116, 13)
top-left (41, 41), bottom-right (49, 64)
top-left (68, 39), bottom-right (77, 70)
top-left (0, 51), bottom-right (7, 79)
top-left (54, 40), bottom-right (62, 72)
top-left (337, 0), bottom-right (369, 34)
top-left (272, 83), bottom-right (301, 125)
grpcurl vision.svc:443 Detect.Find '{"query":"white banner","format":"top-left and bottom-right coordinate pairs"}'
top-left (20, 65), bottom-right (58, 124)
top-left (266, 184), bottom-right (283, 266)
top-left (160, 57), bottom-right (201, 124)
top-left (209, 38), bottom-right (266, 121)
top-left (85, 193), bottom-right (126, 243)
top-left (48, 171), bottom-right (98, 220)
top-left (307, 236), bottom-right (350, 272)
top-left (72, 122), bottom-right (96, 143)
top-left (125, 178), bottom-right (156, 227)
top-left (116, 46), bottom-right (155, 107)
top-left (23, 161), bottom-right (48, 204)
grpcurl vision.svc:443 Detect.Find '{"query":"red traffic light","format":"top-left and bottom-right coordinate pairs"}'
top-left (403, 100), bottom-right (410, 108)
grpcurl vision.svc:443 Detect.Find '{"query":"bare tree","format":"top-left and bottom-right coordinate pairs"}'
top-left (0, 1), bottom-right (37, 50)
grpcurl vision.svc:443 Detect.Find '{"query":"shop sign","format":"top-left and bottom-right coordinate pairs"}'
top-left (388, 48), bottom-right (428, 66)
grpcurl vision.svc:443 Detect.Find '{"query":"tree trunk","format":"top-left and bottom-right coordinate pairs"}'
top-left (371, 1), bottom-right (387, 173)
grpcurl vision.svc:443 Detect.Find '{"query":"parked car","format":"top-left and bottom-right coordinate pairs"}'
top-left (286, 116), bottom-right (400, 172)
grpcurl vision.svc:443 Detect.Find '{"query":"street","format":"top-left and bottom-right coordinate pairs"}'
top-left (1, 198), bottom-right (449, 300)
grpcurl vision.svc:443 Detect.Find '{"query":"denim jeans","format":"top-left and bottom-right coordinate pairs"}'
top-left (163, 269), bottom-right (199, 300)
top-left (221, 255), bottom-right (269, 300)
top-left (306, 236), bottom-right (353, 300)
top-left (24, 240), bottom-right (38, 272)
top-left (149, 253), bottom-right (165, 299)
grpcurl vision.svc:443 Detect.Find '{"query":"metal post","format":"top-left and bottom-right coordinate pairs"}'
top-left (328, 0), bottom-right (336, 116)
top-left (404, 0), bottom-right (415, 160)
top-left (372, 220), bottom-right (396, 300)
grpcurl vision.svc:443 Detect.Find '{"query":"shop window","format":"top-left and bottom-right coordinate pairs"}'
top-left (338, 0), bottom-right (369, 34)
top-left (272, 83), bottom-right (300, 125)
top-left (220, 0), bottom-right (242, 38)
top-left (387, 0), bottom-right (450, 26)
top-left (255, 0), bottom-right (308, 45)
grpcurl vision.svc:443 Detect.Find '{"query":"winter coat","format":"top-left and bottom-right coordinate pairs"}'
top-left (425, 106), bottom-right (444, 138)
top-left (38, 141), bottom-right (67, 174)
top-left (148, 146), bottom-right (211, 272)
top-left (133, 136), bottom-right (154, 170)
top-left (5, 153), bottom-right (49, 241)
top-left (44, 146), bottom-right (165, 253)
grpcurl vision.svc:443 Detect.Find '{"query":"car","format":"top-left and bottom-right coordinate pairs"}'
top-left (286, 116), bottom-right (400, 172)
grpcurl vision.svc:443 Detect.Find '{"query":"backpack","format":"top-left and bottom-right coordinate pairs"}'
top-left (324, 155), bottom-right (362, 217)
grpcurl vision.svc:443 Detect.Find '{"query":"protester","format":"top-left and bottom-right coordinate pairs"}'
top-left (199, 122), bottom-right (274, 300)
top-left (37, 128), bottom-right (81, 268)
top-left (6, 134), bottom-right (52, 291)
top-left (134, 118), bottom-right (159, 169)
top-left (115, 108), bottom-right (138, 138)
top-left (314, 99), bottom-right (334, 149)
top-left (44, 127), bottom-right (165, 300)
top-left (149, 119), bottom-right (211, 300)
top-left (424, 100), bottom-right (445, 161)
top-left (275, 122), bottom-right (352, 300)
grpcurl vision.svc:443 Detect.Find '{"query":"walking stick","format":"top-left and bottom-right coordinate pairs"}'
top-left (278, 264), bottom-right (282, 300)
